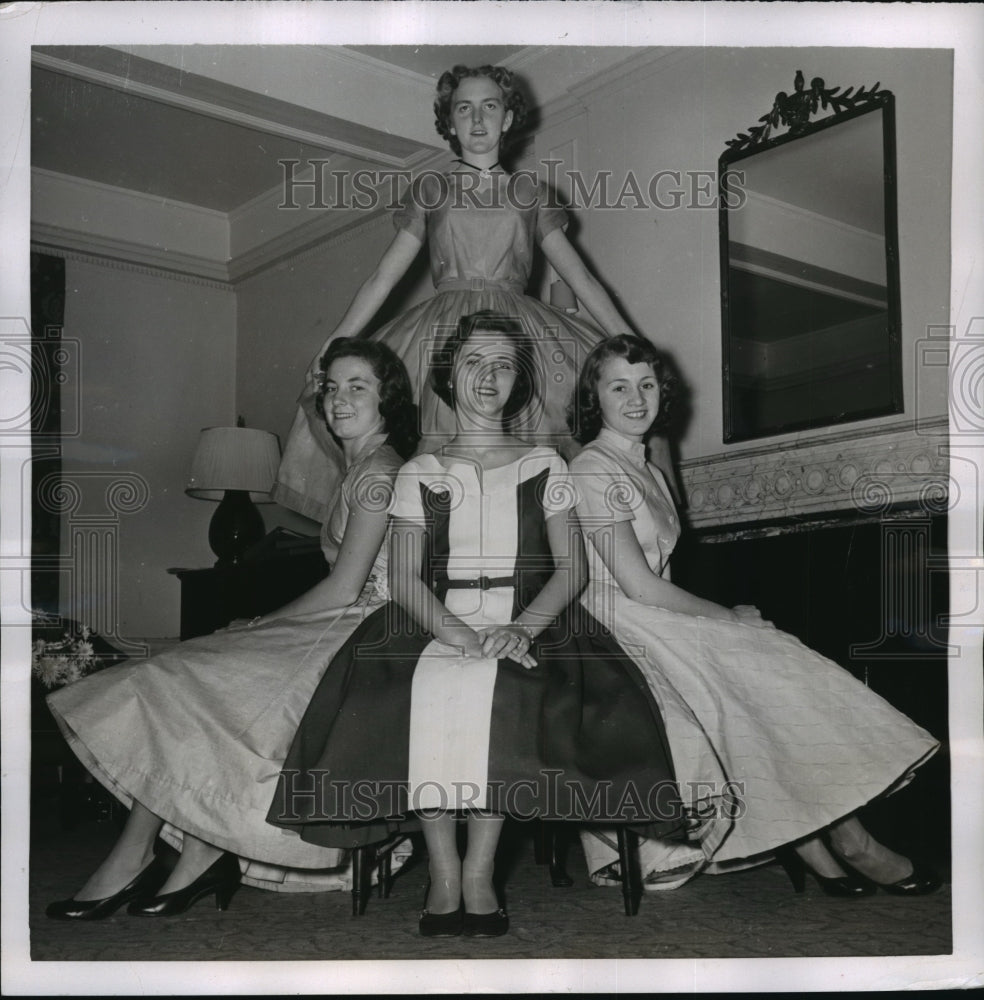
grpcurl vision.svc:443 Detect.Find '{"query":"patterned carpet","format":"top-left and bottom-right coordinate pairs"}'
top-left (27, 791), bottom-right (951, 965)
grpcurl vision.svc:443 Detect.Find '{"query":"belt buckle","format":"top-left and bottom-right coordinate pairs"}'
top-left (470, 277), bottom-right (486, 292)
top-left (478, 575), bottom-right (492, 590)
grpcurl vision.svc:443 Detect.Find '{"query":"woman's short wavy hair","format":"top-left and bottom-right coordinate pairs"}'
top-left (568, 334), bottom-right (680, 444)
top-left (434, 65), bottom-right (529, 158)
top-left (314, 338), bottom-right (420, 459)
top-left (430, 311), bottom-right (538, 432)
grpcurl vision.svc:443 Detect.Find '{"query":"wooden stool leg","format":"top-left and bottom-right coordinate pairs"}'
top-left (379, 845), bottom-right (393, 899)
top-left (616, 827), bottom-right (642, 916)
top-left (352, 845), bottom-right (374, 916)
top-left (547, 823), bottom-right (574, 888)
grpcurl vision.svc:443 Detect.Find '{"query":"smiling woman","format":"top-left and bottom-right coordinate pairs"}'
top-left (272, 62), bottom-right (662, 525)
top-left (269, 311), bottom-right (685, 938)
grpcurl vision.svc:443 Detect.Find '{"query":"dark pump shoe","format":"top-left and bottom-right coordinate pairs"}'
top-left (877, 861), bottom-right (943, 896)
top-left (463, 908), bottom-right (509, 937)
top-left (418, 906), bottom-right (463, 937)
top-left (127, 852), bottom-right (241, 917)
top-left (777, 849), bottom-right (876, 898)
top-left (46, 856), bottom-right (170, 921)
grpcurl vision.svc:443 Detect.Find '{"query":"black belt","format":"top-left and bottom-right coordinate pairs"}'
top-left (442, 575), bottom-right (516, 591)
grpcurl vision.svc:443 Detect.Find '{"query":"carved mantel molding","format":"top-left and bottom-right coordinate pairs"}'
top-left (679, 417), bottom-right (949, 532)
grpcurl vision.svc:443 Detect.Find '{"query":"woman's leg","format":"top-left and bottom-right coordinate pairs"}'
top-left (155, 833), bottom-right (225, 894)
top-left (462, 812), bottom-right (504, 914)
top-left (794, 834), bottom-right (851, 878)
top-left (420, 811), bottom-right (461, 914)
top-left (74, 800), bottom-right (163, 900)
top-left (827, 815), bottom-right (913, 883)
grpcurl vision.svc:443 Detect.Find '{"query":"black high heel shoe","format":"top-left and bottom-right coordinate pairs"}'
top-left (776, 848), bottom-right (876, 898)
top-left (46, 855), bottom-right (171, 920)
top-left (127, 852), bottom-right (241, 917)
top-left (869, 860), bottom-right (943, 896)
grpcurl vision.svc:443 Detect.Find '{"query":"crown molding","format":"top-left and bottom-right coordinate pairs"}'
top-left (33, 47), bottom-right (429, 168)
top-left (33, 167), bottom-right (228, 225)
top-left (31, 227), bottom-right (232, 288)
top-left (228, 147), bottom-right (449, 281)
top-left (680, 416), bottom-right (950, 530)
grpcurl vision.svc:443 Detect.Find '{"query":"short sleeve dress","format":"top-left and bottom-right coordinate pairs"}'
top-left (47, 442), bottom-right (411, 893)
top-left (572, 429), bottom-right (940, 888)
top-left (268, 447), bottom-right (686, 845)
top-left (273, 169), bottom-right (609, 523)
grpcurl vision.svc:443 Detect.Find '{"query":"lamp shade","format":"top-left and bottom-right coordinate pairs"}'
top-left (186, 426), bottom-right (281, 503)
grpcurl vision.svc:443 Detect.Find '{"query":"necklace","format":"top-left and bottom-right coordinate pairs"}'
top-left (454, 158), bottom-right (500, 179)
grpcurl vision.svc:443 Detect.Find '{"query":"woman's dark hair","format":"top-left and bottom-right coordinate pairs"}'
top-left (315, 338), bottom-right (420, 459)
top-left (568, 334), bottom-right (680, 444)
top-left (434, 65), bottom-right (529, 158)
top-left (430, 311), bottom-right (538, 431)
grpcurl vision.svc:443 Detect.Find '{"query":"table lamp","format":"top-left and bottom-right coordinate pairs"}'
top-left (186, 423), bottom-right (281, 566)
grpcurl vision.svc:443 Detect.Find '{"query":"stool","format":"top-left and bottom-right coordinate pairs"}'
top-left (536, 822), bottom-right (643, 915)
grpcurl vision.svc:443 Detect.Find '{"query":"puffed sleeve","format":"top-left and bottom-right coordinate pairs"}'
top-left (391, 173), bottom-right (439, 242)
top-left (570, 448), bottom-right (643, 526)
top-left (535, 181), bottom-right (569, 244)
top-left (540, 452), bottom-right (579, 517)
top-left (344, 450), bottom-right (399, 519)
top-left (391, 457), bottom-right (426, 523)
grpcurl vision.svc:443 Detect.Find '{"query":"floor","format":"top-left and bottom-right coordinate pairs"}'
top-left (26, 788), bottom-right (952, 978)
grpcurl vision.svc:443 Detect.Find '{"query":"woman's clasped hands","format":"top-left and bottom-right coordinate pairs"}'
top-left (456, 624), bottom-right (537, 669)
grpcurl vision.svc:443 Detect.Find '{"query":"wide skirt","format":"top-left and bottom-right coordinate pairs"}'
top-left (273, 288), bottom-right (605, 522)
top-left (578, 585), bottom-right (941, 888)
top-left (47, 599), bottom-right (410, 892)
top-left (268, 599), bottom-right (686, 848)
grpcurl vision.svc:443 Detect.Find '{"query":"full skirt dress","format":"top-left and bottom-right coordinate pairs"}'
top-left (273, 169), bottom-right (608, 523)
top-left (268, 449), bottom-right (687, 846)
top-left (47, 444), bottom-right (412, 892)
top-left (572, 431), bottom-right (941, 888)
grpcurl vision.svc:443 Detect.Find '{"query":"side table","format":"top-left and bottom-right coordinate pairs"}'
top-left (168, 550), bottom-right (329, 640)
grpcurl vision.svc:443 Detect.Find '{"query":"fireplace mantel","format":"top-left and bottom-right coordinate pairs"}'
top-left (679, 416), bottom-right (949, 533)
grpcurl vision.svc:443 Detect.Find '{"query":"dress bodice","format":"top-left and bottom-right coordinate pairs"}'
top-left (393, 171), bottom-right (568, 291)
top-left (320, 442), bottom-right (403, 603)
top-left (570, 429), bottom-right (681, 586)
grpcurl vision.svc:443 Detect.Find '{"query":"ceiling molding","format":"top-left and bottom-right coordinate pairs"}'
top-left (32, 47), bottom-right (429, 168)
top-left (31, 228), bottom-right (233, 288)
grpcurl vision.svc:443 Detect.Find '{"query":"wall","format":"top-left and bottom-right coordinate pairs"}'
top-left (57, 257), bottom-right (235, 638)
top-left (541, 47), bottom-right (951, 463)
top-left (234, 210), bottom-right (434, 531)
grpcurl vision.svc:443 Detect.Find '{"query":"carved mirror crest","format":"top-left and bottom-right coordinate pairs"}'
top-left (719, 72), bottom-right (903, 443)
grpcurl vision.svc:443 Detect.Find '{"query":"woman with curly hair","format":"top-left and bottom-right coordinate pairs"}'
top-left (46, 339), bottom-right (419, 919)
top-left (569, 334), bottom-right (942, 898)
top-left (274, 63), bottom-right (654, 524)
top-left (269, 315), bottom-right (684, 938)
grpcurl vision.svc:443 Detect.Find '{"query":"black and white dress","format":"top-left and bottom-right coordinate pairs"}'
top-left (268, 447), bottom-right (685, 845)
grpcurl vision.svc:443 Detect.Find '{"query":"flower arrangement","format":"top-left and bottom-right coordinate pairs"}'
top-left (31, 616), bottom-right (100, 689)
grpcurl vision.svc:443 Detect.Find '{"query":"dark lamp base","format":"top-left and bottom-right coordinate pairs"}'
top-left (209, 490), bottom-right (265, 566)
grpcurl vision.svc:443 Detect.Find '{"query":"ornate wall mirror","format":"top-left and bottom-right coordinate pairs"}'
top-left (719, 73), bottom-right (903, 443)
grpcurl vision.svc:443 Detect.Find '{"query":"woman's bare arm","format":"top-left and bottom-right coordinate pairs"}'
top-left (389, 518), bottom-right (486, 658)
top-left (589, 518), bottom-right (739, 622)
top-left (311, 229), bottom-right (423, 366)
top-left (259, 480), bottom-right (392, 621)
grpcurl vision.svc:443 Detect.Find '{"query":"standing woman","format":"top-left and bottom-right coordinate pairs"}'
top-left (46, 339), bottom-right (418, 919)
top-left (269, 313), bottom-right (684, 937)
top-left (274, 63), bottom-right (668, 524)
top-left (568, 334), bottom-right (942, 896)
